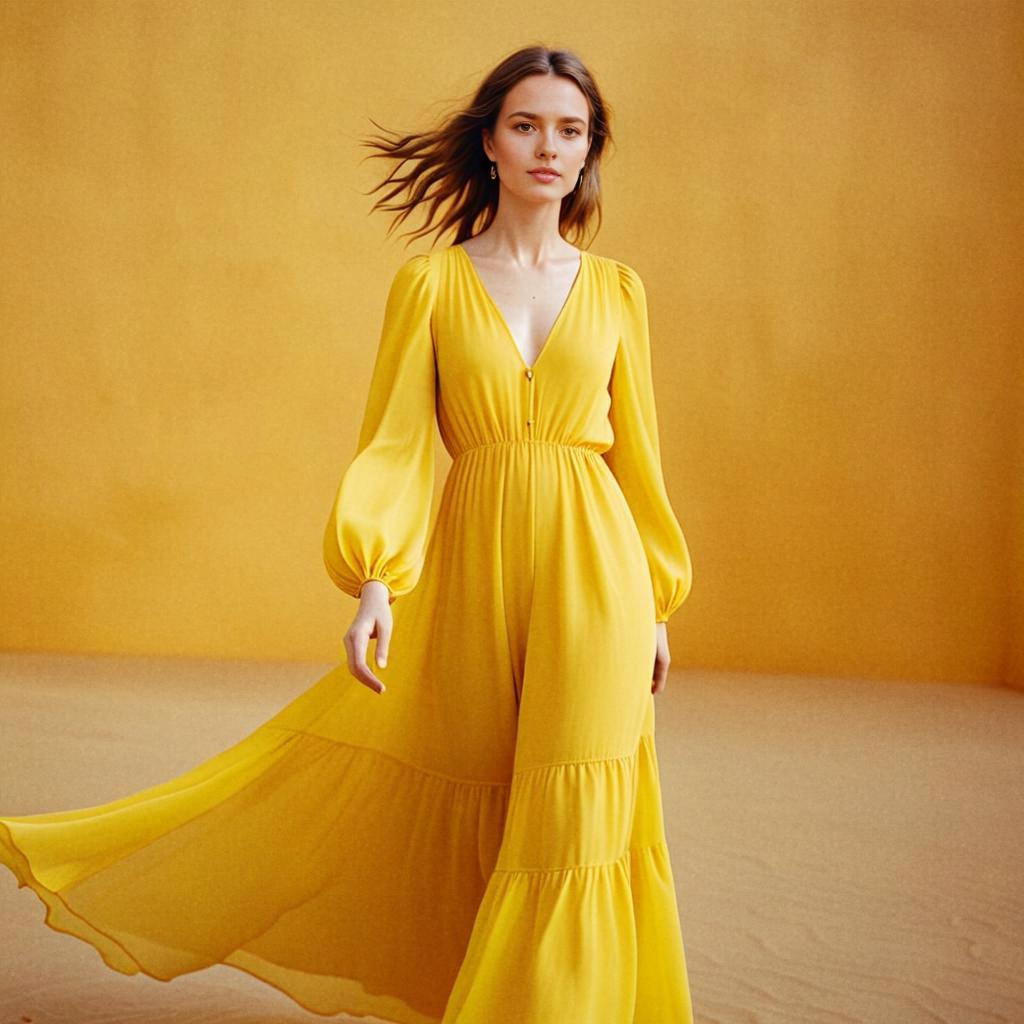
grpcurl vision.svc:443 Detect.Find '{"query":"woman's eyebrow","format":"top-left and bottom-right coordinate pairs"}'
top-left (505, 110), bottom-right (587, 125)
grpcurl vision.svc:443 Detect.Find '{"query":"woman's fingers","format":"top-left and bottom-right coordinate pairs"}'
top-left (652, 623), bottom-right (671, 695)
top-left (374, 620), bottom-right (390, 669)
top-left (344, 620), bottom-right (387, 694)
top-left (652, 652), bottom-right (668, 693)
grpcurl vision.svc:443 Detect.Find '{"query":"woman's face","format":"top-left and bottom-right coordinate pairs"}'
top-left (482, 73), bottom-right (592, 204)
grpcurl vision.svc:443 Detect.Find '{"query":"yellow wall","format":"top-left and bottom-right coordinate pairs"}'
top-left (1, 2), bottom-right (1020, 686)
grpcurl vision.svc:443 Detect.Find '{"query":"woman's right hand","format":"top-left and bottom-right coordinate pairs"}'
top-left (343, 579), bottom-right (392, 694)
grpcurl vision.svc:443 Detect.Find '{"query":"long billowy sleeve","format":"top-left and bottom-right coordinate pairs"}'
top-left (603, 260), bottom-right (694, 623)
top-left (322, 253), bottom-right (438, 603)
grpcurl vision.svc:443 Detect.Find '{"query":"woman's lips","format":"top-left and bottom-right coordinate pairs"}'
top-left (529, 170), bottom-right (560, 182)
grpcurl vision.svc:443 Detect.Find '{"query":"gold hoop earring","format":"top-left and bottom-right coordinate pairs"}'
top-left (489, 162), bottom-right (497, 180)
top-left (574, 166), bottom-right (585, 190)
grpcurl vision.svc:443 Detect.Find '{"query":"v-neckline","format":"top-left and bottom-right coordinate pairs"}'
top-left (455, 243), bottom-right (587, 372)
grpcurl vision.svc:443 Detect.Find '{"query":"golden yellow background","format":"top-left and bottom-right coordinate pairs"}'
top-left (1, 2), bottom-right (1020, 687)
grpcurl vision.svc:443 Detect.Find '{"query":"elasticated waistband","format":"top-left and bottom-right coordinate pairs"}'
top-left (452, 439), bottom-right (606, 461)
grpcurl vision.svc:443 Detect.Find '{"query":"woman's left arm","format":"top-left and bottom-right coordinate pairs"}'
top-left (602, 260), bottom-right (694, 625)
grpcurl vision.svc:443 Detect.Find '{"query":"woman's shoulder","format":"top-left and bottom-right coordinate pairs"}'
top-left (394, 250), bottom-right (438, 275)
top-left (601, 251), bottom-right (643, 276)
top-left (585, 250), bottom-right (646, 304)
top-left (387, 249), bottom-right (440, 296)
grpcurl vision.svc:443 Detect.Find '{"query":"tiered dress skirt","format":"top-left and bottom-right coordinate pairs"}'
top-left (1, 243), bottom-right (695, 1022)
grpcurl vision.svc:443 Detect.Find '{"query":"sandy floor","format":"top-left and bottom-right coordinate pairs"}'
top-left (1, 652), bottom-right (1022, 1023)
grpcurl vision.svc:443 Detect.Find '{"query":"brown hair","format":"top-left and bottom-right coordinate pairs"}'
top-left (359, 45), bottom-right (614, 249)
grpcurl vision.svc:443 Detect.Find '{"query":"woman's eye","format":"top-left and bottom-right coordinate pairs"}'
top-left (513, 123), bottom-right (582, 137)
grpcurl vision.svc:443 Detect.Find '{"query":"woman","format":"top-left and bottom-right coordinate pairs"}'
top-left (0, 45), bottom-right (695, 1024)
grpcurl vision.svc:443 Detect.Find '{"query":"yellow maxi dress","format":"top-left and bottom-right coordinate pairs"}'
top-left (0, 243), bottom-right (695, 1023)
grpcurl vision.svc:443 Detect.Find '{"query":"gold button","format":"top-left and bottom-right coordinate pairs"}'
top-left (525, 369), bottom-right (533, 380)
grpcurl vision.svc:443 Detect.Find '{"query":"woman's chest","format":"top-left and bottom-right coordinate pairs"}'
top-left (432, 255), bottom-right (621, 398)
